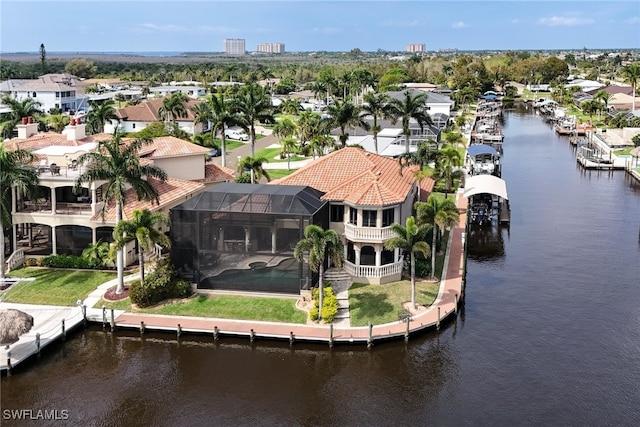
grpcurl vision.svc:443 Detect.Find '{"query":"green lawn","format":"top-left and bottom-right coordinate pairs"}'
top-left (4, 268), bottom-right (116, 306)
top-left (138, 294), bottom-right (307, 323)
top-left (214, 139), bottom-right (245, 151)
top-left (254, 146), bottom-right (309, 163)
top-left (349, 280), bottom-right (439, 326)
top-left (613, 147), bottom-right (637, 156)
top-left (95, 298), bottom-right (132, 310)
top-left (267, 169), bottom-right (297, 180)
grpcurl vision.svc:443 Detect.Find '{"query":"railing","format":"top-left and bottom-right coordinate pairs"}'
top-left (344, 223), bottom-right (396, 242)
top-left (343, 260), bottom-right (404, 278)
top-left (5, 248), bottom-right (25, 273)
top-left (17, 202), bottom-right (94, 215)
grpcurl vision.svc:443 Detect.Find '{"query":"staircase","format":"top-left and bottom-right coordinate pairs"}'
top-left (324, 268), bottom-right (352, 327)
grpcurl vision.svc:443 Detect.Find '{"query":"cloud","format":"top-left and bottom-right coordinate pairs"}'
top-left (537, 16), bottom-right (594, 26)
top-left (195, 25), bottom-right (239, 34)
top-left (625, 16), bottom-right (640, 25)
top-left (383, 19), bottom-right (424, 28)
top-left (133, 23), bottom-right (188, 33)
top-left (452, 21), bottom-right (467, 29)
top-left (511, 19), bottom-right (519, 24)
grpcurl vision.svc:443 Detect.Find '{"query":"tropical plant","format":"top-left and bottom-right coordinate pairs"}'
top-left (621, 62), bottom-right (640, 112)
top-left (580, 99), bottom-right (601, 123)
top-left (327, 99), bottom-right (369, 148)
top-left (293, 225), bottom-right (344, 321)
top-left (388, 90), bottom-right (433, 153)
top-left (0, 95), bottom-right (44, 139)
top-left (384, 216), bottom-right (431, 310)
top-left (74, 131), bottom-right (168, 293)
top-left (158, 92), bottom-right (189, 124)
top-left (434, 145), bottom-right (463, 198)
top-left (593, 90), bottom-right (613, 114)
top-left (46, 114), bottom-right (70, 133)
top-left (191, 93), bottom-right (238, 167)
top-left (111, 209), bottom-right (170, 283)
top-left (280, 136), bottom-right (298, 170)
top-left (81, 240), bottom-right (112, 268)
top-left (237, 156), bottom-right (271, 183)
top-left (272, 117), bottom-right (297, 140)
top-left (86, 99), bottom-right (117, 134)
top-left (416, 196), bottom-right (459, 280)
top-left (0, 146), bottom-right (39, 278)
top-left (280, 98), bottom-right (301, 115)
top-left (361, 92), bottom-right (392, 154)
top-left (232, 83), bottom-right (275, 182)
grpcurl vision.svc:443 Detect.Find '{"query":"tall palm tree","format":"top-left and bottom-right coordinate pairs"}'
top-left (272, 117), bottom-right (297, 140)
top-left (280, 99), bottom-right (301, 116)
top-left (384, 216), bottom-right (431, 310)
top-left (0, 146), bottom-right (39, 278)
top-left (434, 145), bottom-right (463, 198)
top-left (46, 114), bottom-right (70, 133)
top-left (158, 92), bottom-right (189, 124)
top-left (416, 196), bottom-right (459, 280)
top-left (232, 84), bottom-right (275, 182)
top-left (75, 131), bottom-right (168, 293)
top-left (621, 63), bottom-right (640, 112)
top-left (86, 99), bottom-right (117, 134)
top-left (0, 95), bottom-right (44, 139)
top-left (593, 90), bottom-right (613, 114)
top-left (111, 209), bottom-right (170, 283)
top-left (237, 156), bottom-right (271, 183)
top-left (191, 92), bottom-right (238, 168)
top-left (361, 92), bottom-right (391, 154)
top-left (327, 99), bottom-right (370, 148)
top-left (388, 90), bottom-right (433, 153)
top-left (293, 224), bottom-right (344, 321)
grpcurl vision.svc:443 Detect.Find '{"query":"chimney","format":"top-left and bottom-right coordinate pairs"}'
top-left (17, 116), bottom-right (39, 139)
top-left (64, 119), bottom-right (87, 141)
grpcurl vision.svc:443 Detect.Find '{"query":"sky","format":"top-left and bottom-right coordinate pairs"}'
top-left (1, 0), bottom-right (639, 53)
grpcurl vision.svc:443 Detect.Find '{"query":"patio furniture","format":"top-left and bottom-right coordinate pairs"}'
top-left (50, 163), bottom-right (61, 176)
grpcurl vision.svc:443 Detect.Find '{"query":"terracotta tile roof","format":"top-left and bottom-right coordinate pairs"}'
top-left (271, 147), bottom-right (434, 206)
top-left (139, 136), bottom-right (210, 158)
top-left (91, 176), bottom-right (205, 223)
top-left (202, 163), bottom-right (235, 183)
top-left (115, 97), bottom-right (199, 122)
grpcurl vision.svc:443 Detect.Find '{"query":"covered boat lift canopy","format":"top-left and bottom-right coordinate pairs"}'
top-left (467, 144), bottom-right (500, 158)
top-left (463, 175), bottom-right (508, 200)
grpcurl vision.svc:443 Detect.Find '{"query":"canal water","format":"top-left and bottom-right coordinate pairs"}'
top-left (2, 106), bottom-right (640, 426)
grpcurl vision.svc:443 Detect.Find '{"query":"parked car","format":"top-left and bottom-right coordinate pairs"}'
top-left (208, 147), bottom-right (221, 157)
top-left (224, 128), bottom-right (249, 141)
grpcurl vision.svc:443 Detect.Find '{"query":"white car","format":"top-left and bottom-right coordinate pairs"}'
top-left (224, 128), bottom-right (249, 141)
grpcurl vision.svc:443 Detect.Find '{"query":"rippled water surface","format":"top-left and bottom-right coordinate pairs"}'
top-left (2, 107), bottom-right (640, 426)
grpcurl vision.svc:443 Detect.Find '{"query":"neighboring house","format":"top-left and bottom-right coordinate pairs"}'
top-left (104, 97), bottom-right (203, 135)
top-left (565, 79), bottom-right (605, 93)
top-left (149, 85), bottom-right (206, 99)
top-left (3, 73), bottom-right (84, 113)
top-left (386, 88), bottom-right (455, 116)
top-left (4, 121), bottom-right (232, 266)
top-left (169, 148), bottom-right (435, 293)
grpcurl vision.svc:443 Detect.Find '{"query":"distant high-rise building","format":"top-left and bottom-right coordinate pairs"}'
top-left (256, 43), bottom-right (285, 54)
top-left (224, 38), bottom-right (246, 55)
top-left (406, 43), bottom-right (426, 53)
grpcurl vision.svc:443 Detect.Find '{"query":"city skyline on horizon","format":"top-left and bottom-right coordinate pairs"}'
top-left (1, 1), bottom-right (639, 53)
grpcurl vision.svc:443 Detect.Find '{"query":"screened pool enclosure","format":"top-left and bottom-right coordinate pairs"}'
top-left (170, 183), bottom-right (329, 294)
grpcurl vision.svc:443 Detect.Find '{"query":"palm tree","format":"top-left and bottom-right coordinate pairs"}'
top-left (581, 99), bottom-right (600, 124)
top-left (434, 145), bottom-right (463, 198)
top-left (237, 156), bottom-right (271, 183)
top-left (86, 99), bottom-right (117, 134)
top-left (388, 90), bottom-right (433, 153)
top-left (75, 131), bottom-right (168, 293)
top-left (0, 95), bottom-right (43, 139)
top-left (191, 93), bottom-right (238, 168)
top-left (273, 117), bottom-right (297, 140)
top-left (46, 114), bottom-right (70, 133)
top-left (384, 216), bottom-right (431, 310)
top-left (0, 146), bottom-right (39, 278)
top-left (621, 63), bottom-right (640, 112)
top-left (280, 99), bottom-right (301, 116)
top-left (416, 196), bottom-right (459, 280)
top-left (593, 90), bottom-right (613, 115)
top-left (293, 224), bottom-right (344, 320)
top-left (361, 92), bottom-right (391, 154)
top-left (232, 84), bottom-right (275, 183)
top-left (158, 92), bottom-right (189, 124)
top-left (327, 99), bottom-right (370, 148)
top-left (112, 209), bottom-right (170, 283)
top-left (280, 136), bottom-right (298, 171)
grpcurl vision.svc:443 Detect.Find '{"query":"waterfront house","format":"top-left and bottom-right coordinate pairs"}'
top-left (3, 121), bottom-right (233, 267)
top-left (1, 73), bottom-right (84, 114)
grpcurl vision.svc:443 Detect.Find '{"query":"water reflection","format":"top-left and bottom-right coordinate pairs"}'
top-left (467, 223), bottom-right (508, 260)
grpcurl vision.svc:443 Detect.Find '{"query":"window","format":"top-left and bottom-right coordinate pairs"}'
top-left (55, 92), bottom-right (60, 98)
top-left (330, 204), bottom-right (344, 222)
top-left (349, 207), bottom-right (357, 225)
top-left (32, 92), bottom-right (37, 97)
top-left (362, 210), bottom-right (377, 227)
top-left (132, 123), bottom-right (136, 129)
top-left (382, 208), bottom-right (394, 227)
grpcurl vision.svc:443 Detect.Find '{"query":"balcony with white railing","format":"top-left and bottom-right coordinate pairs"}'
top-left (344, 223), bottom-right (396, 243)
top-left (343, 260), bottom-right (404, 279)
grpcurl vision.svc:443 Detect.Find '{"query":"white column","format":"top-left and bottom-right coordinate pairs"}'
top-left (355, 247), bottom-right (361, 266)
top-left (11, 187), bottom-right (16, 213)
top-left (51, 226), bottom-right (57, 255)
top-left (357, 208), bottom-right (362, 226)
top-left (271, 226), bottom-right (277, 254)
top-left (92, 227), bottom-right (97, 244)
top-left (12, 223), bottom-right (18, 253)
top-left (395, 247), bottom-right (400, 261)
top-left (50, 187), bottom-right (56, 214)
top-left (218, 228), bottom-right (224, 251)
top-left (376, 208), bottom-right (382, 228)
top-left (91, 187), bottom-right (97, 216)
top-left (375, 248), bottom-right (382, 267)
top-left (244, 228), bottom-right (250, 252)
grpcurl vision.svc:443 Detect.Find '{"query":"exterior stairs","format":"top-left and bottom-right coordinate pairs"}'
top-left (324, 268), bottom-right (352, 327)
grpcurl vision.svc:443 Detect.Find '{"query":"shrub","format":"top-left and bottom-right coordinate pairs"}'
top-left (24, 258), bottom-right (41, 267)
top-left (310, 284), bottom-right (338, 323)
top-left (129, 258), bottom-right (193, 308)
top-left (40, 254), bottom-right (103, 269)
